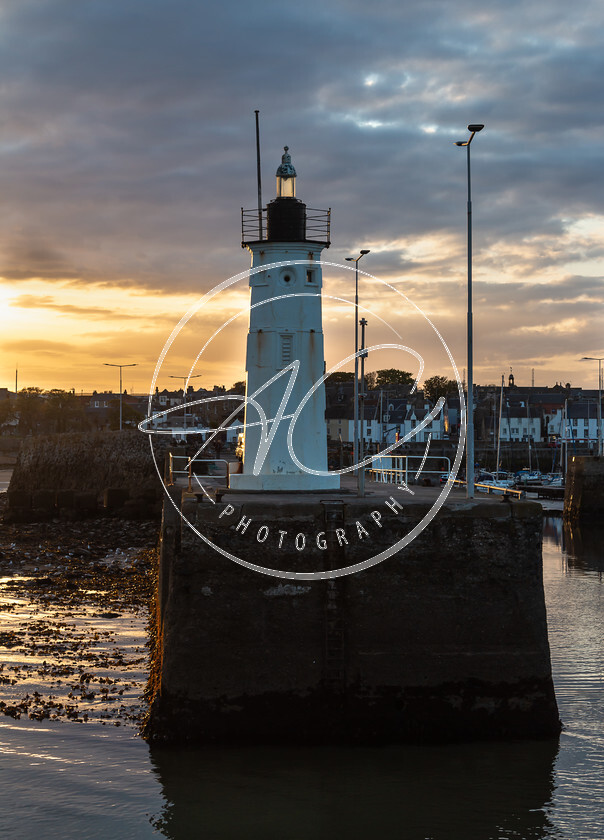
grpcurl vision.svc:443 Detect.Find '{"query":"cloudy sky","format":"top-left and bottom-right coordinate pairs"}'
top-left (1, 0), bottom-right (604, 394)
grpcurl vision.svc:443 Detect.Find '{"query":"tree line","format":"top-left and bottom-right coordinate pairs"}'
top-left (0, 388), bottom-right (139, 435)
top-left (325, 370), bottom-right (457, 402)
top-left (0, 374), bottom-right (459, 437)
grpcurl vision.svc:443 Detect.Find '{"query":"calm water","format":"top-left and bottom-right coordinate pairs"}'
top-left (1, 517), bottom-right (603, 840)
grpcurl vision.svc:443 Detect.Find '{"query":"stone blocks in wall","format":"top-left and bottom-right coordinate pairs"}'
top-left (7, 490), bottom-right (30, 510)
top-left (56, 490), bottom-right (76, 509)
top-left (3, 486), bottom-right (162, 522)
top-left (32, 490), bottom-right (55, 510)
top-left (145, 491), bottom-right (560, 745)
top-left (564, 455), bottom-right (604, 522)
top-left (104, 487), bottom-right (130, 510)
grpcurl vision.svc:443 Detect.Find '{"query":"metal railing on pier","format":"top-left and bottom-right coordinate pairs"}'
top-left (168, 454), bottom-right (231, 490)
top-left (449, 478), bottom-right (526, 498)
top-left (368, 455), bottom-right (451, 486)
top-left (367, 455), bottom-right (525, 498)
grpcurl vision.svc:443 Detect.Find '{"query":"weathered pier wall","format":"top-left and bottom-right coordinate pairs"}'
top-left (5, 431), bottom-right (166, 520)
top-left (145, 487), bottom-right (560, 744)
top-left (564, 455), bottom-right (604, 523)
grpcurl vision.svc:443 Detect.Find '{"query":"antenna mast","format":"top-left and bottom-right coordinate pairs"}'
top-left (254, 110), bottom-right (263, 239)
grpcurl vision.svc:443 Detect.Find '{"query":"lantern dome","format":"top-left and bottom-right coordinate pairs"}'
top-left (276, 146), bottom-right (296, 198)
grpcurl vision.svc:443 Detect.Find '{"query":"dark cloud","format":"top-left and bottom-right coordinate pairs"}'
top-left (0, 0), bottom-right (603, 386)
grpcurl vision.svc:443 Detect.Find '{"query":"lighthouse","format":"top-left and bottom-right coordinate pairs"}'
top-left (230, 146), bottom-right (339, 491)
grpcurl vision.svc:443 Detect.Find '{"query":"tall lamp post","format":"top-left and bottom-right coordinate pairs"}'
top-left (345, 249), bottom-right (370, 487)
top-left (581, 356), bottom-right (603, 456)
top-left (104, 362), bottom-right (137, 431)
top-left (455, 124), bottom-right (484, 499)
top-left (359, 317), bottom-right (369, 497)
top-left (169, 374), bottom-right (203, 432)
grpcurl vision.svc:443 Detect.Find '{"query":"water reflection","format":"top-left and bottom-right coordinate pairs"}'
top-left (3, 517), bottom-right (604, 838)
top-left (543, 516), bottom-right (564, 548)
top-left (149, 739), bottom-right (560, 840)
top-left (543, 515), bottom-right (604, 577)
top-left (144, 518), bottom-right (604, 839)
top-left (542, 517), bottom-right (604, 840)
top-left (562, 520), bottom-right (604, 575)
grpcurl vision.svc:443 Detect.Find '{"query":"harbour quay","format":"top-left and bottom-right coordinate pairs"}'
top-left (144, 478), bottom-right (561, 744)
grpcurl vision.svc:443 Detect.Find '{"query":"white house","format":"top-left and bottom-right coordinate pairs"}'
top-left (327, 399), bottom-right (445, 447)
top-left (498, 406), bottom-right (542, 443)
top-left (547, 401), bottom-right (604, 445)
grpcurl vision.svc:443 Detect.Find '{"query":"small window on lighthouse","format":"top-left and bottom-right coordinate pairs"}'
top-left (306, 269), bottom-right (315, 283)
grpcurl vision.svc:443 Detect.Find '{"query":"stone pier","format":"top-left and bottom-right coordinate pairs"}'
top-left (564, 455), bottom-right (604, 522)
top-left (144, 481), bottom-right (560, 744)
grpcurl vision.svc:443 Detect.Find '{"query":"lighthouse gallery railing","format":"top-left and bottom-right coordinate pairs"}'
top-left (241, 207), bottom-right (331, 246)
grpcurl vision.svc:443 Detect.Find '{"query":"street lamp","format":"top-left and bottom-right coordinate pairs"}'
top-left (169, 374), bottom-right (203, 432)
top-left (580, 356), bottom-right (603, 456)
top-left (104, 362), bottom-right (137, 431)
top-left (455, 123), bottom-right (484, 498)
top-left (345, 250), bottom-right (370, 491)
top-left (359, 317), bottom-right (369, 497)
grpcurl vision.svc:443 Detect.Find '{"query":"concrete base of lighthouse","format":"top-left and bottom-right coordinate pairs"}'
top-left (230, 472), bottom-right (340, 492)
top-left (144, 481), bottom-right (561, 744)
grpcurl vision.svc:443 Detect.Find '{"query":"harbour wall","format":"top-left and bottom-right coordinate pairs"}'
top-left (145, 487), bottom-right (560, 744)
top-left (564, 455), bottom-right (604, 522)
top-left (5, 431), bottom-right (166, 520)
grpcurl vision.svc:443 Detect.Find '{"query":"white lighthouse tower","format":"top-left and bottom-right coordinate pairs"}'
top-left (230, 147), bottom-right (339, 491)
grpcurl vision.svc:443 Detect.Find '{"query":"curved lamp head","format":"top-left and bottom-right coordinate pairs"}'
top-left (346, 250), bottom-right (370, 263)
top-left (455, 124), bottom-right (485, 146)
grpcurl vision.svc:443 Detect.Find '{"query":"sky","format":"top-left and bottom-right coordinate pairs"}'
top-left (1, 0), bottom-right (604, 395)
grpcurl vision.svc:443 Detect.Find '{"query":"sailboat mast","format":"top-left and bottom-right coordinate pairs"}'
top-left (527, 396), bottom-right (531, 471)
top-left (495, 374), bottom-right (504, 478)
top-left (562, 399), bottom-right (567, 480)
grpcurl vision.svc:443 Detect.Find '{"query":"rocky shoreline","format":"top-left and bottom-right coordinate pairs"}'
top-left (0, 493), bottom-right (160, 727)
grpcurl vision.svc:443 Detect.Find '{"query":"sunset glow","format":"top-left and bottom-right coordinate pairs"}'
top-left (1, 0), bottom-right (603, 395)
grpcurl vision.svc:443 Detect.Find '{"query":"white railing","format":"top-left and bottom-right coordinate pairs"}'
top-left (367, 457), bottom-right (526, 498)
top-left (169, 454), bottom-right (231, 490)
top-left (368, 455), bottom-right (451, 486)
